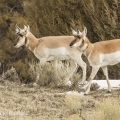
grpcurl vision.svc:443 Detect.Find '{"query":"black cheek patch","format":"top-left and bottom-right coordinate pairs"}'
top-left (70, 39), bottom-right (77, 47)
top-left (25, 37), bottom-right (27, 45)
top-left (82, 39), bottom-right (84, 44)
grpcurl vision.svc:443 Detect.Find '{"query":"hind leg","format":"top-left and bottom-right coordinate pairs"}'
top-left (33, 58), bottom-right (47, 86)
top-left (65, 60), bottom-right (78, 86)
top-left (101, 66), bottom-right (111, 92)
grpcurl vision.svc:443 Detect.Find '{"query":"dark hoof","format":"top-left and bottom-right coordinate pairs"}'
top-left (107, 91), bottom-right (111, 93)
top-left (84, 92), bottom-right (88, 96)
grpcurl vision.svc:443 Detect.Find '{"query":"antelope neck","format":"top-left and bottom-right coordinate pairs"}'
top-left (84, 39), bottom-right (93, 57)
top-left (25, 33), bottom-right (39, 52)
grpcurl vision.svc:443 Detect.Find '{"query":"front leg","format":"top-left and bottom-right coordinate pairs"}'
top-left (101, 66), bottom-right (111, 92)
top-left (35, 58), bottom-right (47, 83)
top-left (85, 66), bottom-right (100, 94)
top-left (74, 57), bottom-right (86, 85)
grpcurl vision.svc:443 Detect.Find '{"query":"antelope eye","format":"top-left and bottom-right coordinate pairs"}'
top-left (19, 34), bottom-right (24, 37)
top-left (82, 39), bottom-right (84, 43)
top-left (77, 36), bottom-right (81, 39)
top-left (74, 35), bottom-right (81, 39)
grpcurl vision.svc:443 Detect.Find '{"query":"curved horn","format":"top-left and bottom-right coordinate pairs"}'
top-left (82, 26), bottom-right (87, 36)
top-left (27, 25), bottom-right (30, 31)
top-left (15, 24), bottom-right (21, 29)
top-left (76, 25), bottom-right (82, 35)
top-left (24, 25), bottom-right (27, 30)
top-left (15, 24), bottom-right (21, 34)
top-left (76, 24), bottom-right (79, 35)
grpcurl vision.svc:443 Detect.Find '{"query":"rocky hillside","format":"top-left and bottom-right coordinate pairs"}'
top-left (0, 0), bottom-right (120, 82)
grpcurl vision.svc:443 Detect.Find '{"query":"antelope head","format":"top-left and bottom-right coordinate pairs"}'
top-left (70, 27), bottom-right (87, 48)
top-left (15, 24), bottom-right (30, 36)
top-left (14, 24), bottom-right (30, 48)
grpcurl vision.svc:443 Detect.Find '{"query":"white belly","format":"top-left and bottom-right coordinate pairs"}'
top-left (100, 51), bottom-right (120, 67)
top-left (45, 47), bottom-right (69, 61)
top-left (34, 47), bottom-right (69, 61)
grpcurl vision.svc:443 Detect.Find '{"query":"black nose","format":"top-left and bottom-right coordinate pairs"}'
top-left (69, 43), bottom-right (73, 47)
top-left (70, 39), bottom-right (76, 47)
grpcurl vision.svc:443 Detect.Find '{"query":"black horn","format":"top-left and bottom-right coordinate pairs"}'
top-left (76, 24), bottom-right (79, 35)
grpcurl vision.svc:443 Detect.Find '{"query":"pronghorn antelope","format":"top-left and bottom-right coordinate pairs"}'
top-left (14, 24), bottom-right (86, 85)
top-left (70, 27), bottom-right (120, 94)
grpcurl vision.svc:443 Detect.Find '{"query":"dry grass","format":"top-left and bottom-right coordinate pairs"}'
top-left (88, 98), bottom-right (120, 120)
top-left (65, 93), bottom-right (82, 112)
top-left (64, 91), bottom-right (120, 120)
top-left (1, 62), bottom-right (120, 120)
top-left (0, 79), bottom-right (70, 120)
top-left (1, 78), bottom-right (120, 120)
top-left (29, 60), bottom-right (81, 86)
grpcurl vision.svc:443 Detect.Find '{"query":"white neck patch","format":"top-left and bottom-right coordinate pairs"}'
top-left (81, 43), bottom-right (88, 51)
top-left (25, 38), bottom-right (29, 47)
top-left (26, 32), bottom-right (30, 37)
top-left (72, 39), bottom-right (83, 47)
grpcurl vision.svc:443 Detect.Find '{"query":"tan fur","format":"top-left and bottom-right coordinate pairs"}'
top-left (85, 38), bottom-right (120, 94)
top-left (26, 33), bottom-right (40, 51)
top-left (92, 39), bottom-right (120, 53)
top-left (26, 33), bottom-right (75, 51)
top-left (14, 26), bottom-right (87, 85)
top-left (70, 27), bottom-right (120, 94)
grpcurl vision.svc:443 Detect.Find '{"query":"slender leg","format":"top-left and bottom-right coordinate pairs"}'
top-left (65, 61), bottom-right (78, 86)
top-left (51, 60), bottom-right (61, 82)
top-left (85, 66), bottom-right (99, 94)
top-left (101, 66), bottom-right (111, 92)
top-left (40, 58), bottom-right (47, 66)
top-left (36, 58), bottom-right (47, 82)
top-left (73, 57), bottom-right (86, 84)
top-left (51, 60), bottom-right (57, 68)
top-left (52, 60), bottom-right (78, 86)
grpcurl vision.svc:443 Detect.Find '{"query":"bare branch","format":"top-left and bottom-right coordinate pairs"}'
top-left (6, 3), bottom-right (20, 14)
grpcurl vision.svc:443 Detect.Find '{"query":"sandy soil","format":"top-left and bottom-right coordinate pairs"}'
top-left (0, 80), bottom-right (120, 120)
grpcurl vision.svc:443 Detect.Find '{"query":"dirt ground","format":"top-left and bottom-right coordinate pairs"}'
top-left (0, 80), bottom-right (120, 120)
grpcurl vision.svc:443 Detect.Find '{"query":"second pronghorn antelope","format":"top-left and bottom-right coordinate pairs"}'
top-left (70, 27), bottom-right (120, 94)
top-left (14, 24), bottom-right (86, 85)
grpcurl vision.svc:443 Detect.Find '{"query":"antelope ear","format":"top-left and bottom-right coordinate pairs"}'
top-left (82, 27), bottom-right (87, 37)
top-left (27, 25), bottom-right (30, 31)
top-left (15, 24), bottom-right (21, 34)
top-left (15, 24), bottom-right (21, 29)
top-left (15, 28), bottom-right (19, 34)
top-left (76, 25), bottom-right (83, 36)
top-left (71, 27), bottom-right (77, 36)
top-left (24, 25), bottom-right (27, 30)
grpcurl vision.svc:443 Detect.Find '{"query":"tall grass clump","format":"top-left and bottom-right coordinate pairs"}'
top-left (89, 98), bottom-right (120, 120)
top-left (65, 92), bottom-right (95, 120)
top-left (29, 60), bottom-right (78, 86)
top-left (65, 93), bottom-right (83, 112)
top-left (65, 95), bottom-right (120, 120)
